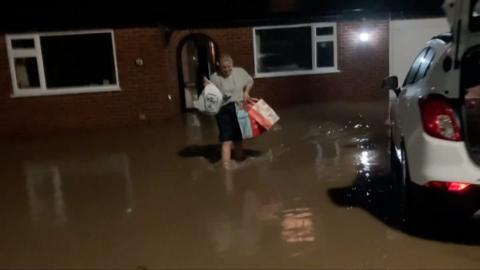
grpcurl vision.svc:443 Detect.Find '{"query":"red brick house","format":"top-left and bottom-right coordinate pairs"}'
top-left (0, 4), bottom-right (443, 137)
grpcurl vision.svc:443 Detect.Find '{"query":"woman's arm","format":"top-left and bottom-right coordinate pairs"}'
top-left (243, 81), bottom-right (254, 102)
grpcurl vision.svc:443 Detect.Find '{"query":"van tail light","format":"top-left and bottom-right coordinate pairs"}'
top-left (419, 97), bottom-right (462, 141)
top-left (425, 181), bottom-right (471, 192)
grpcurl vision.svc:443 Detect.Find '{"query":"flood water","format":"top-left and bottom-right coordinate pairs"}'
top-left (1, 101), bottom-right (480, 269)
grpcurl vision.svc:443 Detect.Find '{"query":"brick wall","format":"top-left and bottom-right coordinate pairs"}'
top-left (0, 20), bottom-right (388, 137)
top-left (169, 20), bottom-right (388, 107)
top-left (0, 28), bottom-right (179, 137)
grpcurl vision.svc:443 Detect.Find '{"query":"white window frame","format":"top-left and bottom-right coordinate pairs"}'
top-left (253, 22), bottom-right (339, 78)
top-left (6, 29), bottom-right (121, 98)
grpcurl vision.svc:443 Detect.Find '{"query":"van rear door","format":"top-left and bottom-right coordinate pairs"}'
top-left (445, 0), bottom-right (480, 163)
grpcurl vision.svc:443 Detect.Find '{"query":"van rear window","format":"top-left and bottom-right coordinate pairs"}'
top-left (471, 0), bottom-right (480, 31)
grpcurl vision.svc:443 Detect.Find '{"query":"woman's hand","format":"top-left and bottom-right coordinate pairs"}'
top-left (243, 81), bottom-right (255, 103)
top-left (243, 93), bottom-right (258, 104)
top-left (243, 92), bottom-right (251, 103)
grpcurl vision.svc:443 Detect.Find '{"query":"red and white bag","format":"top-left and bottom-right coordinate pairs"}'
top-left (248, 99), bottom-right (280, 130)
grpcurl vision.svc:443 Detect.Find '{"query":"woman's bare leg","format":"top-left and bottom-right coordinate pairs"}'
top-left (222, 141), bottom-right (233, 169)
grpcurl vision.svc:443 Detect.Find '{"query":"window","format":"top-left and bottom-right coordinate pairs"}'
top-left (416, 48), bottom-right (435, 79)
top-left (471, 0), bottom-right (480, 31)
top-left (403, 47), bottom-right (435, 86)
top-left (253, 23), bottom-right (338, 78)
top-left (6, 30), bottom-right (120, 97)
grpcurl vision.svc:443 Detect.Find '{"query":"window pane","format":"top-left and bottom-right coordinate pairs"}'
top-left (14, 58), bottom-right (40, 89)
top-left (403, 48), bottom-right (427, 86)
top-left (316, 41), bottom-right (334, 68)
top-left (256, 26), bottom-right (312, 73)
top-left (471, 0), bottom-right (480, 31)
top-left (40, 33), bottom-right (117, 89)
top-left (12, 39), bottom-right (35, 49)
top-left (416, 48), bottom-right (435, 81)
top-left (316, 27), bottom-right (334, 36)
top-left (475, 0), bottom-right (480, 17)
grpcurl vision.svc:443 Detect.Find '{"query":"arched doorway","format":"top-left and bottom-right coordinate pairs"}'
top-left (176, 34), bottom-right (219, 112)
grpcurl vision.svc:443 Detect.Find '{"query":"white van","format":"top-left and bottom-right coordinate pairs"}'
top-left (383, 0), bottom-right (480, 222)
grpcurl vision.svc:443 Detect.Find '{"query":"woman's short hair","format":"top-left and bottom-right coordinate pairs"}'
top-left (219, 54), bottom-right (233, 65)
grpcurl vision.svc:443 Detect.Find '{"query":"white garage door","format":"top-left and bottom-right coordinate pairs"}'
top-left (390, 18), bottom-right (449, 84)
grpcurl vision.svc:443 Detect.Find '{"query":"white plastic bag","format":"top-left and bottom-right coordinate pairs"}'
top-left (193, 83), bottom-right (223, 115)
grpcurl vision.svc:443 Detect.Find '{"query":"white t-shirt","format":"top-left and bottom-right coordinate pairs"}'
top-left (210, 67), bottom-right (253, 104)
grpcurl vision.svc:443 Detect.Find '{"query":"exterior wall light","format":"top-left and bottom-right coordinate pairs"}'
top-left (359, 32), bottom-right (370, 42)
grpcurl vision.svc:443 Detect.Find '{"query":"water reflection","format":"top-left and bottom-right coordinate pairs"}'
top-left (359, 151), bottom-right (373, 166)
top-left (24, 153), bottom-right (134, 224)
top-left (354, 147), bottom-right (383, 175)
top-left (314, 140), bottom-right (342, 181)
top-left (208, 169), bottom-right (263, 256)
top-left (281, 208), bottom-right (315, 243)
top-left (185, 113), bottom-right (207, 144)
top-left (25, 165), bottom-right (66, 225)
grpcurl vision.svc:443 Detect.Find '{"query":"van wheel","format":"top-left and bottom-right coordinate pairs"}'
top-left (397, 142), bottom-right (423, 227)
top-left (389, 135), bottom-right (397, 172)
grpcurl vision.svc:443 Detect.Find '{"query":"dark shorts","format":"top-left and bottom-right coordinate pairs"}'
top-left (215, 102), bottom-right (243, 142)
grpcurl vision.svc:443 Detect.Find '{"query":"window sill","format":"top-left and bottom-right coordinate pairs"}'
top-left (255, 68), bottom-right (341, 79)
top-left (11, 86), bottom-right (122, 98)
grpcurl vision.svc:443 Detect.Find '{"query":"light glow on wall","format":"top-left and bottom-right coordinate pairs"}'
top-left (358, 32), bottom-right (371, 42)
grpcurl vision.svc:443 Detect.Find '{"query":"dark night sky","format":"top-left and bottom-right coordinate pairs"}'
top-left (0, 0), bottom-right (446, 32)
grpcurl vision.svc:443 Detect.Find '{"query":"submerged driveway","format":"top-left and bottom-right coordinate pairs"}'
top-left (1, 101), bottom-right (480, 269)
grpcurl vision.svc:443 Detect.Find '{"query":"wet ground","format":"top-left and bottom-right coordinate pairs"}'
top-left (2, 101), bottom-right (480, 269)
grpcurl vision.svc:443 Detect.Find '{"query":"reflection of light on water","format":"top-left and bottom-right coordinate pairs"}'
top-left (355, 150), bottom-right (375, 174)
top-left (359, 151), bottom-right (373, 166)
top-left (354, 136), bottom-right (369, 144)
top-left (281, 208), bottom-right (314, 243)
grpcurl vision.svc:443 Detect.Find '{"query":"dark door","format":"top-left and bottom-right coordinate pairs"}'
top-left (177, 34), bottom-right (218, 112)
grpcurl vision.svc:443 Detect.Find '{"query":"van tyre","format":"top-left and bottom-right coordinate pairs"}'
top-left (392, 140), bottom-right (423, 227)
